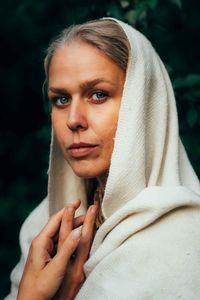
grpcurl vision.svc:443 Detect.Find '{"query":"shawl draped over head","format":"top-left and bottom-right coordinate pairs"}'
top-left (48, 18), bottom-right (200, 216)
top-left (5, 18), bottom-right (200, 300)
top-left (47, 17), bottom-right (200, 299)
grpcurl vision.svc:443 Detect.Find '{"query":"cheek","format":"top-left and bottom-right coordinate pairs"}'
top-left (51, 111), bottom-right (68, 144)
top-left (51, 110), bottom-right (60, 129)
top-left (104, 125), bottom-right (117, 147)
top-left (96, 110), bottom-right (119, 153)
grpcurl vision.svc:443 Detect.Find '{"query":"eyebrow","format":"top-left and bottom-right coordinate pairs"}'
top-left (48, 78), bottom-right (116, 94)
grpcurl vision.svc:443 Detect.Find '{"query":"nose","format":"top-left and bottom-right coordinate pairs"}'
top-left (66, 98), bottom-right (88, 132)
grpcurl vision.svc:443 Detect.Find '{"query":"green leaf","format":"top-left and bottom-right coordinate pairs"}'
top-left (120, 0), bottom-right (130, 9)
top-left (134, 0), bottom-right (157, 21)
top-left (125, 9), bottom-right (137, 25)
top-left (107, 1), bottom-right (126, 20)
top-left (148, 0), bottom-right (158, 9)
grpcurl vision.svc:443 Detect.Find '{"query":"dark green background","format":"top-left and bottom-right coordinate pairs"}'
top-left (1, 0), bottom-right (199, 298)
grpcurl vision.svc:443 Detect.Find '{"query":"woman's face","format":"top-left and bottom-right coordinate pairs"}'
top-left (48, 40), bottom-right (125, 178)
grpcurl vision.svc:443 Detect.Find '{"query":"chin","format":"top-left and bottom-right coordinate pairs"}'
top-left (72, 167), bottom-right (104, 179)
top-left (68, 160), bottom-right (109, 179)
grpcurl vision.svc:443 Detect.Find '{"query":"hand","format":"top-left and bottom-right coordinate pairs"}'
top-left (17, 199), bottom-right (97, 300)
top-left (53, 199), bottom-right (97, 300)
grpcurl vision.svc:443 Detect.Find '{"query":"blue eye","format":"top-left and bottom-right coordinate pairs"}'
top-left (92, 91), bottom-right (107, 101)
top-left (54, 96), bottom-right (70, 106)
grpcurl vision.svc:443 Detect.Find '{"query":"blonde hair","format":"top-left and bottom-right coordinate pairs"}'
top-left (43, 19), bottom-right (130, 199)
top-left (44, 19), bottom-right (130, 83)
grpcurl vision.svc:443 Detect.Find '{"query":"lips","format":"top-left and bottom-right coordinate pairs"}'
top-left (67, 142), bottom-right (98, 158)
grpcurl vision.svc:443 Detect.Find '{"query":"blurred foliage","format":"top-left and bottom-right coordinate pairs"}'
top-left (0, 0), bottom-right (199, 298)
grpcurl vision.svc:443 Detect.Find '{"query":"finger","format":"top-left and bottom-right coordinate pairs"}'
top-left (57, 206), bottom-right (75, 250)
top-left (55, 215), bottom-right (85, 254)
top-left (74, 215), bottom-right (85, 228)
top-left (57, 199), bottom-right (81, 250)
top-left (69, 198), bottom-right (81, 210)
top-left (46, 227), bottom-right (82, 276)
top-left (25, 204), bottom-right (84, 272)
top-left (39, 208), bottom-right (65, 239)
top-left (31, 227), bottom-right (82, 297)
top-left (75, 205), bottom-right (98, 265)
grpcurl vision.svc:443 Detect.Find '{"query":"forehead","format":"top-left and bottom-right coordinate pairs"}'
top-left (48, 41), bottom-right (124, 86)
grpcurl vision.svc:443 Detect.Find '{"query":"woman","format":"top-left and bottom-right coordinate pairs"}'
top-left (5, 17), bottom-right (200, 299)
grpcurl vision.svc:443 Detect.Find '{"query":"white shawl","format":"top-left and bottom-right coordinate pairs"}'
top-left (5, 18), bottom-right (200, 300)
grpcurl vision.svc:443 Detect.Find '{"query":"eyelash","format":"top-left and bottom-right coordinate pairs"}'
top-left (50, 91), bottom-right (109, 107)
top-left (91, 91), bottom-right (108, 102)
top-left (51, 96), bottom-right (70, 106)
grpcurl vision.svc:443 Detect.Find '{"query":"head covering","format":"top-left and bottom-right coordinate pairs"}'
top-left (48, 17), bottom-right (200, 299)
top-left (47, 17), bottom-right (199, 218)
top-left (6, 18), bottom-right (200, 300)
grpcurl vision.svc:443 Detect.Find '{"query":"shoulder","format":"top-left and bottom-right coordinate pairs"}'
top-left (122, 207), bottom-right (200, 298)
top-left (114, 206), bottom-right (200, 298)
top-left (78, 205), bottom-right (200, 299)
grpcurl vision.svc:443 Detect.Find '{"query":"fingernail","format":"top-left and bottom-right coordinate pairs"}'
top-left (71, 227), bottom-right (82, 240)
top-left (91, 205), bottom-right (97, 214)
top-left (67, 206), bottom-right (74, 213)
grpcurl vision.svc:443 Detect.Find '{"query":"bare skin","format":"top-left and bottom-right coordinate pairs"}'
top-left (18, 40), bottom-right (125, 299)
top-left (48, 40), bottom-right (125, 181)
top-left (17, 200), bottom-right (98, 300)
